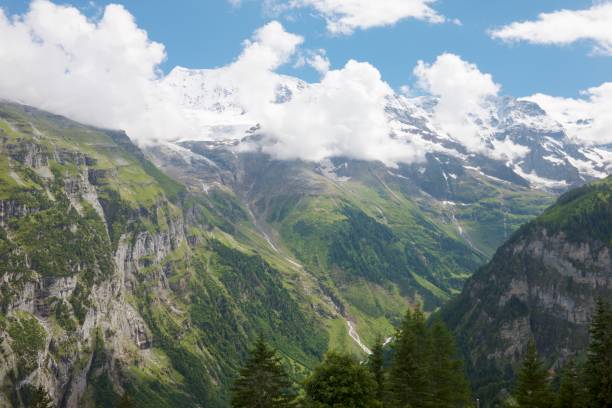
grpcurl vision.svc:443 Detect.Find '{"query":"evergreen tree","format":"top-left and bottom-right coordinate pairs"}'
top-left (368, 336), bottom-right (386, 403)
top-left (388, 307), bottom-right (433, 408)
top-left (231, 335), bottom-right (296, 408)
top-left (30, 386), bottom-right (54, 408)
top-left (584, 299), bottom-right (612, 407)
top-left (555, 359), bottom-right (586, 408)
top-left (429, 318), bottom-right (471, 407)
top-left (304, 352), bottom-right (380, 408)
top-left (514, 341), bottom-right (553, 408)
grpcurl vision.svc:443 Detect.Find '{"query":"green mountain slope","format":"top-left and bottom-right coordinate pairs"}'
top-left (0, 101), bottom-right (557, 407)
top-left (148, 143), bottom-right (553, 345)
top-left (441, 176), bottom-right (612, 406)
top-left (0, 102), bottom-right (329, 407)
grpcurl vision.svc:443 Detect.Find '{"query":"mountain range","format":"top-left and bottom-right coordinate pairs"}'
top-left (0, 67), bottom-right (610, 407)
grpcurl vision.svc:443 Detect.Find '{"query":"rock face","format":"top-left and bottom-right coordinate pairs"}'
top-left (442, 176), bottom-right (612, 405)
top-left (0, 102), bottom-right (328, 407)
top-left (0, 103), bottom-right (184, 407)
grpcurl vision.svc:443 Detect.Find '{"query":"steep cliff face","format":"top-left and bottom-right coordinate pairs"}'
top-left (442, 176), bottom-right (612, 404)
top-left (0, 102), bottom-right (328, 407)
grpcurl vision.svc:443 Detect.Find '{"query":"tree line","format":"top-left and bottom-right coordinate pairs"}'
top-left (231, 306), bottom-right (470, 408)
top-left (24, 300), bottom-right (611, 407)
top-left (512, 299), bottom-right (612, 408)
top-left (231, 299), bottom-right (612, 408)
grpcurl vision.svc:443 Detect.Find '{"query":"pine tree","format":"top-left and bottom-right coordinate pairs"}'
top-left (514, 341), bottom-right (553, 408)
top-left (584, 298), bottom-right (612, 407)
top-left (555, 359), bottom-right (586, 408)
top-left (231, 335), bottom-right (296, 408)
top-left (368, 336), bottom-right (386, 403)
top-left (30, 386), bottom-right (54, 408)
top-left (388, 307), bottom-right (433, 408)
top-left (304, 352), bottom-right (380, 408)
top-left (429, 318), bottom-right (471, 407)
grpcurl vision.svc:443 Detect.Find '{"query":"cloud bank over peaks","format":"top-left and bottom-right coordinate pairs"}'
top-left (192, 22), bottom-right (422, 165)
top-left (525, 82), bottom-right (612, 146)
top-left (0, 0), bottom-right (199, 144)
top-left (254, 60), bottom-right (422, 164)
top-left (1, 1), bottom-right (608, 168)
top-left (412, 53), bottom-right (529, 161)
top-left (0, 2), bottom-right (424, 166)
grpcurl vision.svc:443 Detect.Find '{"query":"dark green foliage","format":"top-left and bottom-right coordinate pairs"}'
top-left (368, 337), bottom-right (386, 403)
top-left (584, 299), bottom-right (612, 407)
top-left (389, 308), bottom-right (471, 408)
top-left (0, 226), bottom-right (28, 279)
top-left (210, 240), bottom-right (327, 359)
top-left (529, 176), bottom-right (612, 245)
top-left (10, 202), bottom-right (112, 280)
top-left (140, 291), bottom-right (218, 407)
top-left (231, 335), bottom-right (296, 408)
top-left (304, 352), bottom-right (380, 408)
top-left (69, 282), bottom-right (91, 324)
top-left (389, 308), bottom-right (433, 407)
top-left (98, 188), bottom-right (134, 249)
top-left (88, 330), bottom-right (119, 408)
top-left (329, 206), bottom-right (402, 284)
top-left (555, 360), bottom-right (587, 408)
top-left (29, 386), bottom-right (54, 408)
top-left (7, 315), bottom-right (46, 377)
top-left (53, 300), bottom-right (77, 332)
top-left (514, 341), bottom-right (553, 408)
top-left (429, 318), bottom-right (471, 407)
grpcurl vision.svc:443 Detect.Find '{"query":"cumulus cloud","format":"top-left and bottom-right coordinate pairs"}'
top-left (414, 54), bottom-right (498, 149)
top-left (413, 53), bottom-right (530, 160)
top-left (525, 83), bottom-right (612, 145)
top-left (490, 2), bottom-right (612, 55)
top-left (257, 60), bottom-right (420, 164)
top-left (211, 24), bottom-right (419, 164)
top-left (0, 1), bottom-right (426, 165)
top-left (264, 0), bottom-right (447, 34)
top-left (0, 0), bottom-right (192, 142)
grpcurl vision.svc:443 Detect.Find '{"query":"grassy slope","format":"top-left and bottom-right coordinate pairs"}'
top-left (248, 161), bottom-right (553, 348)
top-left (0, 103), bottom-right (328, 407)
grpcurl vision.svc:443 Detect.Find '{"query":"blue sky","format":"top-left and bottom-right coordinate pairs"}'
top-left (2, 0), bottom-right (610, 98)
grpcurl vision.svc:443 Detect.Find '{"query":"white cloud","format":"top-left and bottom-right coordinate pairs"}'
top-left (525, 83), bottom-right (612, 145)
top-left (490, 3), bottom-right (612, 55)
top-left (211, 24), bottom-right (421, 164)
top-left (265, 0), bottom-right (447, 34)
top-left (413, 53), bottom-right (530, 160)
top-left (294, 49), bottom-right (330, 74)
top-left (256, 60), bottom-right (422, 165)
top-left (414, 54), bottom-right (499, 150)
top-left (0, 1), bottom-right (425, 165)
top-left (0, 0), bottom-right (192, 143)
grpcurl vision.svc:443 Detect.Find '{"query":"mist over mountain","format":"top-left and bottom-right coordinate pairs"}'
top-left (0, 1), bottom-right (611, 407)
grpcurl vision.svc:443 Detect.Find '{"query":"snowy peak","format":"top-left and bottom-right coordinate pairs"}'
top-left (162, 67), bottom-right (610, 192)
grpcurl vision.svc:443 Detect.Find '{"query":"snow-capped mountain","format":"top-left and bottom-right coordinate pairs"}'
top-left (161, 67), bottom-right (611, 192)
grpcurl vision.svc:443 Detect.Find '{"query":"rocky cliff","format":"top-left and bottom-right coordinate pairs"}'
top-left (442, 176), bottom-right (612, 404)
top-left (0, 102), bottom-right (328, 407)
